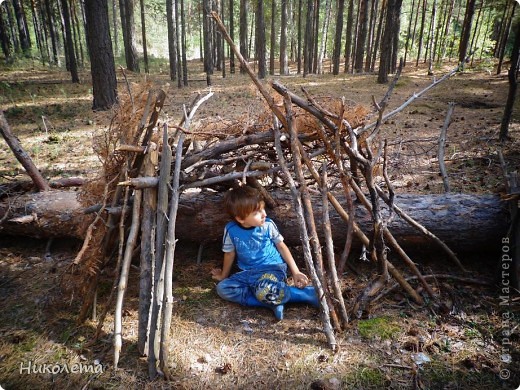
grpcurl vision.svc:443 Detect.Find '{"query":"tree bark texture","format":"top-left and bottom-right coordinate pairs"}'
top-left (0, 189), bottom-right (508, 253)
top-left (84, 0), bottom-right (117, 110)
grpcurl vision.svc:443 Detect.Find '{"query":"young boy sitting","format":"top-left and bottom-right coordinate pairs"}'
top-left (211, 185), bottom-right (319, 320)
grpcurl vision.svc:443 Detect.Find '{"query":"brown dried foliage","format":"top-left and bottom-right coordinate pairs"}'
top-left (75, 82), bottom-right (155, 283)
top-left (191, 95), bottom-right (369, 141)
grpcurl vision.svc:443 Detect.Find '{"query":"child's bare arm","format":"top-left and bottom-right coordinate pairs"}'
top-left (275, 241), bottom-right (309, 288)
top-left (211, 251), bottom-right (236, 281)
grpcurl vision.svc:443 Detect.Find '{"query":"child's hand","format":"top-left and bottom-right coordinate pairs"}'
top-left (211, 268), bottom-right (225, 281)
top-left (293, 272), bottom-right (309, 288)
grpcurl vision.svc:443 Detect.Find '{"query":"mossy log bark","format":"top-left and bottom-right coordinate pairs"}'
top-left (0, 189), bottom-right (509, 253)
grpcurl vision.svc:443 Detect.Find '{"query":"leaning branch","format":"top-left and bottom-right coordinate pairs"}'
top-left (0, 111), bottom-right (50, 191)
top-left (358, 61), bottom-right (464, 136)
top-left (210, 11), bottom-right (288, 129)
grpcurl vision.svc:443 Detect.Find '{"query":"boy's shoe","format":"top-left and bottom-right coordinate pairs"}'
top-left (245, 295), bottom-right (284, 320)
top-left (287, 286), bottom-right (319, 307)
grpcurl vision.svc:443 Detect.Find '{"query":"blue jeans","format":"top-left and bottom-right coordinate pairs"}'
top-left (216, 264), bottom-right (290, 306)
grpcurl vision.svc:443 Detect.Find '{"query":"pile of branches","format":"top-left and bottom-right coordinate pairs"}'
top-left (69, 14), bottom-right (469, 377)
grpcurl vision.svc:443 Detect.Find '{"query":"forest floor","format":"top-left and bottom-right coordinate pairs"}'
top-left (0, 59), bottom-right (519, 389)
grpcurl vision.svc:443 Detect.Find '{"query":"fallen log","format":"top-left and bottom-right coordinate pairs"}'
top-left (0, 189), bottom-right (509, 252)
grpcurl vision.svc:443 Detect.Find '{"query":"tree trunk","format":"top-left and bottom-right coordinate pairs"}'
top-left (255, 0), bottom-right (266, 79)
top-left (496, 2), bottom-right (516, 75)
top-left (280, 0), bottom-right (289, 75)
top-left (332, 0), bottom-right (345, 75)
top-left (229, 0), bottom-right (235, 73)
top-left (354, 0), bottom-right (368, 72)
top-left (175, 0), bottom-right (183, 87)
top-left (426, 0), bottom-right (436, 75)
top-left (139, 0), bottom-right (149, 73)
top-left (203, 0), bottom-right (214, 78)
top-left (377, 0), bottom-right (402, 83)
top-left (5, 2), bottom-right (19, 55)
top-left (500, 19), bottom-right (520, 142)
top-left (121, 0), bottom-right (140, 72)
top-left (12, 0), bottom-right (31, 55)
top-left (61, 0), bottom-right (79, 83)
top-left (303, 0), bottom-right (315, 76)
top-left (370, 0), bottom-right (385, 70)
top-left (343, 0), bottom-right (354, 73)
top-left (84, 0), bottom-right (118, 111)
top-left (0, 189), bottom-right (509, 253)
top-left (112, 0), bottom-right (118, 56)
top-left (269, 0), bottom-right (276, 75)
top-left (0, 4), bottom-right (12, 60)
top-left (297, 0), bottom-right (302, 74)
top-left (458, 0), bottom-right (476, 68)
top-left (239, 0), bottom-right (248, 73)
top-left (167, 0), bottom-right (177, 81)
top-left (415, 0), bottom-right (427, 66)
top-left (317, 0), bottom-right (332, 74)
top-left (181, 0), bottom-right (188, 85)
top-left (403, 0), bottom-right (415, 66)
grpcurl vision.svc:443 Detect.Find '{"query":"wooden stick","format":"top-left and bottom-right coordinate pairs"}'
top-left (0, 111), bottom-right (50, 191)
top-left (114, 189), bottom-right (142, 369)
top-left (118, 177), bottom-right (159, 188)
top-left (438, 102), bottom-right (455, 193)
top-left (274, 115), bottom-right (337, 351)
top-left (321, 163), bottom-right (350, 328)
top-left (159, 130), bottom-right (184, 379)
top-left (138, 149), bottom-right (158, 356)
top-left (148, 126), bottom-right (172, 379)
top-left (117, 144), bottom-right (147, 153)
top-left (131, 89), bottom-right (167, 176)
top-left (132, 89), bottom-right (154, 145)
top-left (374, 273), bottom-right (493, 302)
top-left (382, 140), bottom-right (395, 222)
top-left (358, 61), bottom-right (464, 136)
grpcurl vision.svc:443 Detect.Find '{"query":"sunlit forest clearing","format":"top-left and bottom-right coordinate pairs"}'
top-left (0, 58), bottom-right (518, 389)
top-left (1, 0), bottom-right (520, 388)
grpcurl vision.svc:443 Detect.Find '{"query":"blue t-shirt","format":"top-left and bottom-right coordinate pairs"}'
top-left (222, 218), bottom-right (284, 270)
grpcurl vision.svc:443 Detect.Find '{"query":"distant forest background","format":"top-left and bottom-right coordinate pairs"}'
top-left (0, 0), bottom-right (518, 130)
top-left (1, 0), bottom-right (516, 76)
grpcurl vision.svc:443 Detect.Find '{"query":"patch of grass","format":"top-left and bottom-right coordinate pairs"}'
top-left (344, 366), bottom-right (386, 388)
top-left (421, 360), bottom-right (499, 389)
top-left (358, 316), bottom-right (402, 340)
top-left (463, 327), bottom-right (481, 339)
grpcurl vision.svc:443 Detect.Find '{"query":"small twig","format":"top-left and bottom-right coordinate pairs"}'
top-left (359, 61), bottom-right (464, 136)
top-left (374, 274), bottom-right (493, 302)
top-left (119, 66), bottom-right (134, 112)
top-left (438, 102), bottom-right (455, 193)
top-left (41, 115), bottom-right (53, 134)
top-left (367, 58), bottom-right (404, 142)
top-left (242, 158), bottom-right (252, 185)
top-left (382, 140), bottom-right (395, 222)
top-left (73, 176), bottom-right (118, 265)
top-left (114, 188), bottom-right (142, 369)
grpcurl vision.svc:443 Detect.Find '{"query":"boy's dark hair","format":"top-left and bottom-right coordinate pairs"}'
top-left (223, 186), bottom-right (264, 220)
